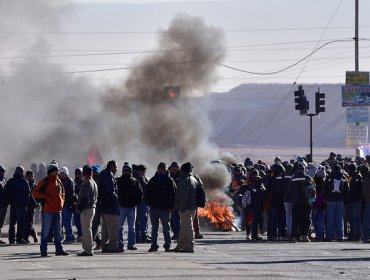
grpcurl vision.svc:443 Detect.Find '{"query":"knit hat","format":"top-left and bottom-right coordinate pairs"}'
top-left (59, 166), bottom-right (69, 176)
top-left (170, 161), bottom-right (179, 168)
top-left (75, 167), bottom-right (83, 174)
top-left (122, 164), bottom-right (133, 173)
top-left (47, 163), bottom-right (59, 174)
top-left (0, 165), bottom-right (6, 172)
top-left (15, 166), bottom-right (25, 176)
top-left (137, 164), bottom-right (147, 171)
top-left (180, 162), bottom-right (193, 174)
top-left (157, 162), bottom-right (167, 170)
top-left (91, 165), bottom-right (100, 174)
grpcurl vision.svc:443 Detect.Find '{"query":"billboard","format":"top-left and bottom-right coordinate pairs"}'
top-left (346, 71), bottom-right (369, 85)
top-left (346, 107), bottom-right (369, 123)
top-left (346, 124), bottom-right (368, 149)
top-left (342, 85), bottom-right (370, 107)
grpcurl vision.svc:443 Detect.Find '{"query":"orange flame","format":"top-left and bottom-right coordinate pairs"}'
top-left (198, 201), bottom-right (235, 231)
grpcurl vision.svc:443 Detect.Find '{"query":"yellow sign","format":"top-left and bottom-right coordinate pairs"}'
top-left (346, 71), bottom-right (369, 85)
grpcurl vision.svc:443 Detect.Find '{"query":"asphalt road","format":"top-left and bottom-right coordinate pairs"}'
top-left (1, 228), bottom-right (370, 280)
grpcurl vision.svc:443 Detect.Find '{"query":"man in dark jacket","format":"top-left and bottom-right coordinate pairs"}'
top-left (171, 162), bottom-right (198, 253)
top-left (117, 164), bottom-right (143, 251)
top-left (347, 163), bottom-right (363, 241)
top-left (169, 162), bottom-right (182, 241)
top-left (73, 168), bottom-right (83, 242)
top-left (134, 164), bottom-right (150, 243)
top-left (97, 160), bottom-right (121, 253)
top-left (24, 171), bottom-right (38, 243)
top-left (91, 165), bottom-right (102, 250)
top-left (0, 165), bottom-right (7, 244)
top-left (5, 166), bottom-right (30, 244)
top-left (146, 162), bottom-right (176, 252)
top-left (290, 162), bottom-right (315, 242)
top-left (60, 167), bottom-right (76, 243)
top-left (324, 164), bottom-right (349, 241)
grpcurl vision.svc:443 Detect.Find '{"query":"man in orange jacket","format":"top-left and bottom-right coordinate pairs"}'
top-left (32, 163), bottom-right (69, 257)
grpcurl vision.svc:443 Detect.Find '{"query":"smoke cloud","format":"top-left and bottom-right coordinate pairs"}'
top-left (0, 6), bottom-right (234, 204)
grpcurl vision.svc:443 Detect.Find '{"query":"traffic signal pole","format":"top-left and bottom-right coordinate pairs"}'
top-left (308, 113), bottom-right (317, 162)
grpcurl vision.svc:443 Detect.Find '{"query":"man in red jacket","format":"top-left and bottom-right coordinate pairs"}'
top-left (32, 163), bottom-right (69, 257)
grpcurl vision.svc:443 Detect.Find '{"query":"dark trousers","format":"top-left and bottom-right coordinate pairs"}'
top-left (170, 209), bottom-right (180, 239)
top-left (268, 205), bottom-right (286, 239)
top-left (0, 206), bottom-right (8, 237)
top-left (9, 206), bottom-right (27, 243)
top-left (24, 206), bottom-right (37, 241)
top-left (251, 204), bottom-right (263, 238)
top-left (135, 202), bottom-right (149, 241)
top-left (291, 203), bottom-right (311, 239)
top-left (150, 209), bottom-right (171, 249)
top-left (92, 206), bottom-right (101, 245)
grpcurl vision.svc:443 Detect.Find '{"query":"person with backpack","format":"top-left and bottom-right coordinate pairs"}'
top-left (5, 166), bottom-right (30, 244)
top-left (146, 162), bottom-right (176, 252)
top-left (32, 163), bottom-right (69, 257)
top-left (0, 165), bottom-right (8, 244)
top-left (117, 164), bottom-right (143, 251)
top-left (324, 164), bottom-right (349, 242)
top-left (171, 162), bottom-right (199, 253)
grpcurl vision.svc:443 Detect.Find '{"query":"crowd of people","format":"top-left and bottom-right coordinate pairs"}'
top-left (0, 160), bottom-right (204, 257)
top-left (231, 152), bottom-right (370, 243)
top-left (0, 151), bottom-right (369, 258)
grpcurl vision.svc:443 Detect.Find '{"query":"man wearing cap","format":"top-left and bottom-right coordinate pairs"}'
top-left (59, 167), bottom-right (76, 243)
top-left (117, 164), bottom-right (143, 251)
top-left (134, 164), bottom-right (150, 243)
top-left (5, 166), bottom-right (30, 244)
top-left (97, 160), bottom-right (121, 253)
top-left (0, 165), bottom-right (7, 244)
top-left (146, 162), bottom-right (176, 252)
top-left (76, 165), bottom-right (98, 256)
top-left (32, 163), bottom-right (69, 257)
top-left (171, 162), bottom-right (198, 253)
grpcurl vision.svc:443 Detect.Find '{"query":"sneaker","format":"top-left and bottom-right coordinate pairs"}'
top-left (34, 237), bottom-right (38, 243)
top-left (41, 252), bottom-right (48, 257)
top-left (180, 249), bottom-right (194, 253)
top-left (55, 251), bottom-right (69, 256)
top-left (0, 240), bottom-right (6, 245)
top-left (246, 235), bottom-right (251, 240)
top-left (77, 251), bottom-right (93, 257)
top-left (76, 236), bottom-right (83, 243)
top-left (127, 246), bottom-right (138, 251)
top-left (148, 245), bottom-right (159, 252)
top-left (170, 248), bottom-right (182, 252)
top-left (164, 247), bottom-right (171, 252)
top-left (93, 244), bottom-right (102, 250)
top-left (252, 236), bottom-right (263, 241)
top-left (300, 236), bottom-right (311, 242)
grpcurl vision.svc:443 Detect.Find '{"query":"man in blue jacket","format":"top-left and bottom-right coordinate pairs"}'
top-left (97, 160), bottom-right (121, 253)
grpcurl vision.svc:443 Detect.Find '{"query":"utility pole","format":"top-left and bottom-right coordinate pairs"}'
top-left (355, 0), bottom-right (359, 71)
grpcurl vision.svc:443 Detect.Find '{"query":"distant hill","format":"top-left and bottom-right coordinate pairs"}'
top-left (204, 83), bottom-right (351, 148)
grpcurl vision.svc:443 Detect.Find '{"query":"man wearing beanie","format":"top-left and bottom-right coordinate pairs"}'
top-left (117, 164), bottom-right (143, 251)
top-left (171, 162), bottom-right (198, 253)
top-left (76, 165), bottom-right (98, 256)
top-left (59, 167), bottom-right (76, 243)
top-left (32, 163), bottom-right (69, 257)
top-left (146, 162), bottom-right (176, 252)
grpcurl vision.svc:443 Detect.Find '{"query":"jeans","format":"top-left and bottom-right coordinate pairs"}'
top-left (62, 207), bottom-right (75, 241)
top-left (170, 209), bottom-right (180, 239)
top-left (269, 206), bottom-right (286, 239)
top-left (363, 203), bottom-right (370, 240)
top-left (9, 206), bottom-right (27, 243)
top-left (118, 207), bottom-right (136, 249)
top-left (135, 203), bottom-right (149, 241)
top-left (74, 212), bottom-right (82, 237)
top-left (150, 209), bottom-right (171, 249)
top-left (312, 209), bottom-right (326, 240)
top-left (0, 206), bottom-right (8, 237)
top-left (326, 201), bottom-right (344, 240)
top-left (284, 202), bottom-right (293, 236)
top-left (348, 202), bottom-right (362, 241)
top-left (40, 212), bottom-right (64, 253)
top-left (291, 203), bottom-right (311, 239)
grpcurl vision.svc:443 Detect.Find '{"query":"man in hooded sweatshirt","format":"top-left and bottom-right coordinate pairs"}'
top-left (32, 163), bottom-right (69, 257)
top-left (146, 162), bottom-right (176, 252)
top-left (171, 162), bottom-right (198, 253)
top-left (5, 166), bottom-right (30, 244)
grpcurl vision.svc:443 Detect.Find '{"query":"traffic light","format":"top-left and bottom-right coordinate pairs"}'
top-left (315, 91), bottom-right (325, 114)
top-left (164, 86), bottom-right (180, 100)
top-left (294, 85), bottom-right (309, 115)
